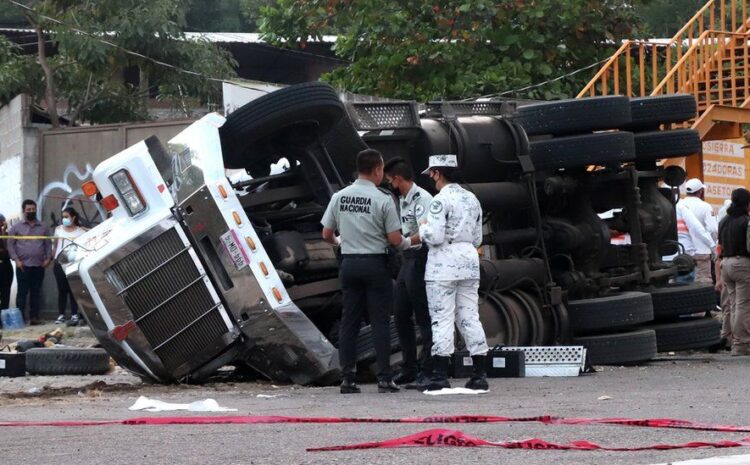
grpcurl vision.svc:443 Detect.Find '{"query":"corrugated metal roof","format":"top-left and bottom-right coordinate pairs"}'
top-left (184, 32), bottom-right (337, 43)
top-left (0, 28), bottom-right (337, 43)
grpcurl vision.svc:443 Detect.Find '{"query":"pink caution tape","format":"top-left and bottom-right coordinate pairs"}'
top-left (4, 414), bottom-right (750, 453)
top-left (307, 428), bottom-right (750, 452)
top-left (2, 414), bottom-right (750, 432)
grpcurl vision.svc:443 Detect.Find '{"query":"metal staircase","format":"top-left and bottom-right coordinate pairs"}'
top-left (579, 0), bottom-right (750, 139)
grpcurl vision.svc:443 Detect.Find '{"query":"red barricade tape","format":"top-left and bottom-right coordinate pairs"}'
top-left (2, 414), bottom-right (750, 432)
top-left (5, 414), bottom-right (750, 453)
top-left (307, 428), bottom-right (750, 452)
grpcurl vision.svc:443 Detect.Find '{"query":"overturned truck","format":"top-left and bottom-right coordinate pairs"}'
top-left (61, 83), bottom-right (721, 384)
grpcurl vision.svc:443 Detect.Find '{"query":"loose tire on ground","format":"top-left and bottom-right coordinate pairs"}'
top-left (626, 94), bottom-right (697, 130)
top-left (633, 129), bottom-right (702, 161)
top-left (515, 96), bottom-right (631, 136)
top-left (573, 329), bottom-right (657, 365)
top-left (649, 283), bottom-right (716, 321)
top-left (220, 82), bottom-right (345, 170)
top-left (568, 291), bottom-right (654, 334)
top-left (25, 347), bottom-right (111, 376)
top-left (643, 317), bottom-right (722, 352)
top-left (529, 131), bottom-right (635, 170)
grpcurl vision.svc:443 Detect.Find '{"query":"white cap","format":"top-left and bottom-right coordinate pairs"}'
top-left (685, 178), bottom-right (705, 194)
top-left (421, 154), bottom-right (458, 175)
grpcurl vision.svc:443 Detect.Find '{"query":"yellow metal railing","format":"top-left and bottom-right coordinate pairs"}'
top-left (578, 0), bottom-right (750, 99)
top-left (652, 30), bottom-right (750, 110)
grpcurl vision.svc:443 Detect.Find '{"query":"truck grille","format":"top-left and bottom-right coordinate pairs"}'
top-left (105, 228), bottom-right (228, 372)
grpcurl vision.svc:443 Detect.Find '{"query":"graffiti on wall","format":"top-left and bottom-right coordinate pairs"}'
top-left (38, 163), bottom-right (104, 227)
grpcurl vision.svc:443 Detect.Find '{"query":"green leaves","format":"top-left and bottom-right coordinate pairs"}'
top-left (1, 0), bottom-right (236, 124)
top-left (259, 0), bottom-right (646, 100)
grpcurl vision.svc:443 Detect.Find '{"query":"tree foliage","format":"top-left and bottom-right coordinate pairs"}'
top-left (259, 0), bottom-right (647, 100)
top-left (637, 0), bottom-right (706, 37)
top-left (186, 0), bottom-right (255, 32)
top-left (239, 0), bottom-right (278, 31)
top-left (0, 0), bottom-right (236, 126)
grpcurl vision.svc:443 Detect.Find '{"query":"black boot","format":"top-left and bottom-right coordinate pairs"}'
top-left (406, 356), bottom-right (433, 390)
top-left (340, 378), bottom-right (361, 394)
top-left (378, 379), bottom-right (401, 393)
top-left (392, 367), bottom-right (417, 385)
top-left (421, 356), bottom-right (451, 392)
top-left (465, 355), bottom-right (489, 391)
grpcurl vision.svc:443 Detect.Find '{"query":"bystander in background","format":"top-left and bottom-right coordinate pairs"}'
top-left (7, 200), bottom-right (52, 325)
top-left (52, 207), bottom-right (87, 326)
top-left (0, 214), bottom-right (13, 324)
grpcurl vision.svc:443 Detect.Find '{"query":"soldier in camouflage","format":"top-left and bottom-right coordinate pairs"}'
top-left (411, 154), bottom-right (489, 392)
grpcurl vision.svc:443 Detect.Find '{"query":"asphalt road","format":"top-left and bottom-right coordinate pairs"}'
top-left (2, 352), bottom-right (750, 465)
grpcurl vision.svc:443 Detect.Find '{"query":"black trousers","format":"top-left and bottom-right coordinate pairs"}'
top-left (339, 255), bottom-right (393, 381)
top-left (0, 260), bottom-right (13, 311)
top-left (394, 248), bottom-right (432, 373)
top-left (16, 266), bottom-right (44, 320)
top-left (53, 262), bottom-right (78, 316)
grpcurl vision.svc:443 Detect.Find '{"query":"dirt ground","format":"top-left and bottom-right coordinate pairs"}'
top-left (2, 338), bottom-right (750, 465)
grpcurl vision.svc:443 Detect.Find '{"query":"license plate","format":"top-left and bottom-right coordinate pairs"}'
top-left (220, 230), bottom-right (250, 271)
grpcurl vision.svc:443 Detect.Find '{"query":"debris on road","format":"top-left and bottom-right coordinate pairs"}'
top-left (128, 396), bottom-right (237, 412)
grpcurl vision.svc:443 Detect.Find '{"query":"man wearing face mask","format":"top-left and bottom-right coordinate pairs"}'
top-left (8, 199), bottom-right (52, 325)
top-left (410, 154), bottom-right (489, 392)
top-left (383, 157), bottom-right (434, 388)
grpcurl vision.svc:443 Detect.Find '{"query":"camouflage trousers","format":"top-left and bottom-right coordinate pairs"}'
top-left (426, 279), bottom-right (489, 357)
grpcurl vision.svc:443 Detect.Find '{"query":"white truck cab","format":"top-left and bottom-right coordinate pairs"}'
top-left (61, 113), bottom-right (339, 384)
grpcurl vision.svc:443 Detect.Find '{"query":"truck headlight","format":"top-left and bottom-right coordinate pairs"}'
top-left (110, 169), bottom-right (146, 216)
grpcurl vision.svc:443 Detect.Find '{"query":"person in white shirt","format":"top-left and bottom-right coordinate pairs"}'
top-left (677, 179), bottom-right (718, 283)
top-left (675, 202), bottom-right (715, 283)
top-left (52, 207), bottom-right (87, 325)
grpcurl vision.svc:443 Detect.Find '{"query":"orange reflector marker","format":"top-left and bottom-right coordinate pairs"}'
top-left (232, 211), bottom-right (242, 225)
top-left (245, 236), bottom-right (256, 251)
top-left (101, 194), bottom-right (119, 211)
top-left (272, 287), bottom-right (283, 302)
top-left (218, 184), bottom-right (228, 199)
top-left (82, 181), bottom-right (99, 197)
top-left (259, 262), bottom-right (269, 276)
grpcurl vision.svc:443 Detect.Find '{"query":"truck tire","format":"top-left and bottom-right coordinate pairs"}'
top-left (568, 291), bottom-right (654, 334)
top-left (643, 317), bottom-right (722, 352)
top-left (25, 347), bottom-right (111, 376)
top-left (356, 318), bottom-right (401, 363)
top-left (573, 329), bottom-right (657, 365)
top-left (515, 96), bottom-right (631, 136)
top-left (634, 129), bottom-right (701, 161)
top-left (529, 131), bottom-right (635, 170)
top-left (220, 82), bottom-right (345, 170)
top-left (626, 94), bottom-right (697, 130)
top-left (649, 283), bottom-right (717, 321)
top-left (319, 116), bottom-right (369, 182)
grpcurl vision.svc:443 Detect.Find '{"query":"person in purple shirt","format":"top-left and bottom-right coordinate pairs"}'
top-left (7, 199), bottom-right (52, 325)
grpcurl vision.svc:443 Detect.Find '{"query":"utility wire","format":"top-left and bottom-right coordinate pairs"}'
top-left (7, 0), bottom-right (270, 93)
top-left (468, 55), bottom-right (613, 100)
top-left (468, 41), bottom-right (671, 100)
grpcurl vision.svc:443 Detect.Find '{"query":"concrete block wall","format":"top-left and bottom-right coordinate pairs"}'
top-left (0, 95), bottom-right (42, 311)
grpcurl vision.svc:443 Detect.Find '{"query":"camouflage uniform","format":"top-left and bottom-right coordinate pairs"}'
top-left (418, 183), bottom-right (489, 357)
